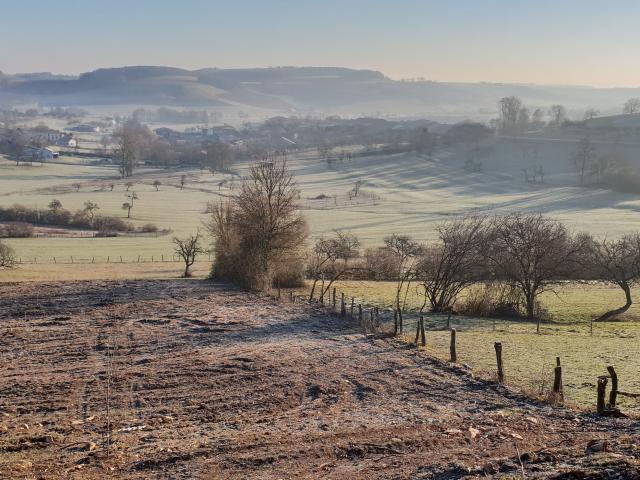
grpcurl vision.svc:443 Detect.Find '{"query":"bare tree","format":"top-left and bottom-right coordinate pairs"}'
top-left (72, 182), bottom-right (81, 192)
top-left (588, 234), bottom-right (640, 321)
top-left (417, 217), bottom-right (487, 312)
top-left (180, 174), bottom-right (187, 190)
top-left (83, 201), bottom-right (100, 223)
top-left (208, 159), bottom-right (308, 290)
top-left (152, 180), bottom-right (161, 191)
top-left (384, 234), bottom-right (423, 311)
top-left (623, 98), bottom-right (640, 115)
top-left (0, 241), bottom-right (17, 269)
top-left (125, 181), bottom-right (134, 191)
top-left (307, 231), bottom-right (360, 301)
top-left (122, 192), bottom-right (138, 218)
top-left (173, 232), bottom-right (204, 277)
top-left (498, 96), bottom-right (522, 133)
top-left (571, 136), bottom-right (596, 185)
top-left (485, 214), bottom-right (588, 319)
top-left (112, 119), bottom-right (151, 178)
top-left (100, 134), bottom-right (111, 154)
top-left (549, 104), bottom-right (567, 126)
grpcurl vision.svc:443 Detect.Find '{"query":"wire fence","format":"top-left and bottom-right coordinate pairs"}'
top-left (15, 253), bottom-right (213, 265)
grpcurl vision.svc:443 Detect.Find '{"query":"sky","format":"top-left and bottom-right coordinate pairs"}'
top-left (1, 0), bottom-right (639, 87)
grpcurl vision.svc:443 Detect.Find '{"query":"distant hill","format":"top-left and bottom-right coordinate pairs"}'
top-left (2, 65), bottom-right (640, 120)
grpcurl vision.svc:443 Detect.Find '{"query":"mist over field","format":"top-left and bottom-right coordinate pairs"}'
top-left (3, 1), bottom-right (640, 478)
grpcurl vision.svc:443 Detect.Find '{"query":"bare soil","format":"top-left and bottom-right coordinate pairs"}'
top-left (0, 280), bottom-right (638, 479)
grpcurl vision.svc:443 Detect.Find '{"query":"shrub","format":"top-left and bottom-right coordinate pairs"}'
top-left (93, 215), bottom-right (133, 233)
top-left (208, 160), bottom-right (308, 290)
top-left (1, 222), bottom-right (34, 238)
top-left (139, 223), bottom-right (159, 233)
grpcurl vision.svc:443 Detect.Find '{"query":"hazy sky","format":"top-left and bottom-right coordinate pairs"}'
top-left (1, 0), bottom-right (639, 87)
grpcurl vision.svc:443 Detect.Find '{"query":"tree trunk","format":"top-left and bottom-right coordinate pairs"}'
top-left (596, 282), bottom-right (632, 322)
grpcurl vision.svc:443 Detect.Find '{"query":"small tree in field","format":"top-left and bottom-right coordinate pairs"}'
top-left (122, 192), bottom-right (138, 218)
top-left (83, 201), bottom-right (100, 223)
top-left (72, 182), bottom-right (81, 192)
top-left (48, 199), bottom-right (63, 211)
top-left (307, 231), bottom-right (360, 301)
top-left (0, 241), bottom-right (17, 269)
top-left (125, 182), bottom-right (134, 191)
top-left (180, 175), bottom-right (187, 190)
top-left (153, 180), bottom-right (161, 191)
top-left (173, 232), bottom-right (204, 277)
top-left (384, 234), bottom-right (423, 311)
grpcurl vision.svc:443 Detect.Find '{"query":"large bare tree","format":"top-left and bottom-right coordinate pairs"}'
top-left (485, 214), bottom-right (588, 319)
top-left (417, 216), bottom-right (487, 312)
top-left (498, 96), bottom-right (522, 133)
top-left (623, 98), bottom-right (640, 115)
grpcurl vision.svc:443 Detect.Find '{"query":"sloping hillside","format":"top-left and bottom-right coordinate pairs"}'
top-left (0, 279), bottom-right (638, 479)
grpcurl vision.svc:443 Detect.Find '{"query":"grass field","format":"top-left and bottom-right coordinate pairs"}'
top-left (305, 280), bottom-right (640, 411)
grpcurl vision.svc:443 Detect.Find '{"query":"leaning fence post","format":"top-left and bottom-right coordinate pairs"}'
top-left (597, 375), bottom-right (608, 414)
top-left (450, 328), bottom-right (457, 362)
top-left (370, 308), bottom-right (374, 328)
top-left (607, 365), bottom-right (618, 408)
top-left (494, 342), bottom-right (504, 383)
top-left (553, 357), bottom-right (563, 401)
top-left (289, 291), bottom-right (294, 303)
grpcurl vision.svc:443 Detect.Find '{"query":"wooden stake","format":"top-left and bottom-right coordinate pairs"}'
top-left (358, 304), bottom-right (363, 322)
top-left (420, 316), bottom-right (426, 347)
top-left (494, 342), bottom-right (504, 383)
top-left (340, 292), bottom-right (346, 316)
top-left (450, 328), bottom-right (457, 363)
top-left (414, 318), bottom-right (421, 345)
top-left (398, 309), bottom-right (403, 334)
top-left (607, 365), bottom-right (618, 408)
top-left (332, 287), bottom-right (336, 309)
top-left (597, 376), bottom-right (608, 414)
top-left (553, 357), bottom-right (563, 400)
top-left (351, 297), bottom-right (355, 317)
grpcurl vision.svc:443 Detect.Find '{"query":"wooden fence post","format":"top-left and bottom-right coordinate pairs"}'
top-left (332, 288), bottom-right (336, 310)
top-left (597, 376), bottom-right (608, 414)
top-left (494, 342), bottom-right (504, 383)
top-left (53, 257), bottom-right (56, 264)
top-left (450, 328), bottom-right (457, 362)
top-left (398, 309), bottom-right (403, 334)
top-left (370, 308), bottom-right (374, 328)
top-left (375, 307), bottom-right (379, 324)
top-left (553, 357), bottom-right (563, 401)
top-left (289, 291), bottom-right (294, 303)
top-left (607, 365), bottom-right (618, 408)
top-left (120, 256), bottom-right (123, 263)
top-left (350, 297), bottom-right (355, 317)
top-left (70, 256), bottom-right (74, 264)
top-left (420, 316), bottom-right (426, 347)
top-left (107, 256), bottom-right (110, 263)
top-left (414, 317), bottom-right (421, 345)
top-left (358, 304), bottom-right (362, 322)
top-left (340, 293), bottom-right (346, 316)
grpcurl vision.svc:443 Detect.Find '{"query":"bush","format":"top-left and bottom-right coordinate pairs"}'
top-left (93, 215), bottom-right (133, 233)
top-left (1, 222), bottom-right (34, 238)
top-left (139, 223), bottom-right (159, 233)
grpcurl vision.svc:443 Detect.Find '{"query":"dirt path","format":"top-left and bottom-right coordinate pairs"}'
top-left (0, 280), bottom-right (638, 479)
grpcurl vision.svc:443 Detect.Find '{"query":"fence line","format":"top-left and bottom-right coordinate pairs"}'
top-left (16, 252), bottom-right (213, 265)
top-left (296, 283), bottom-right (639, 417)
